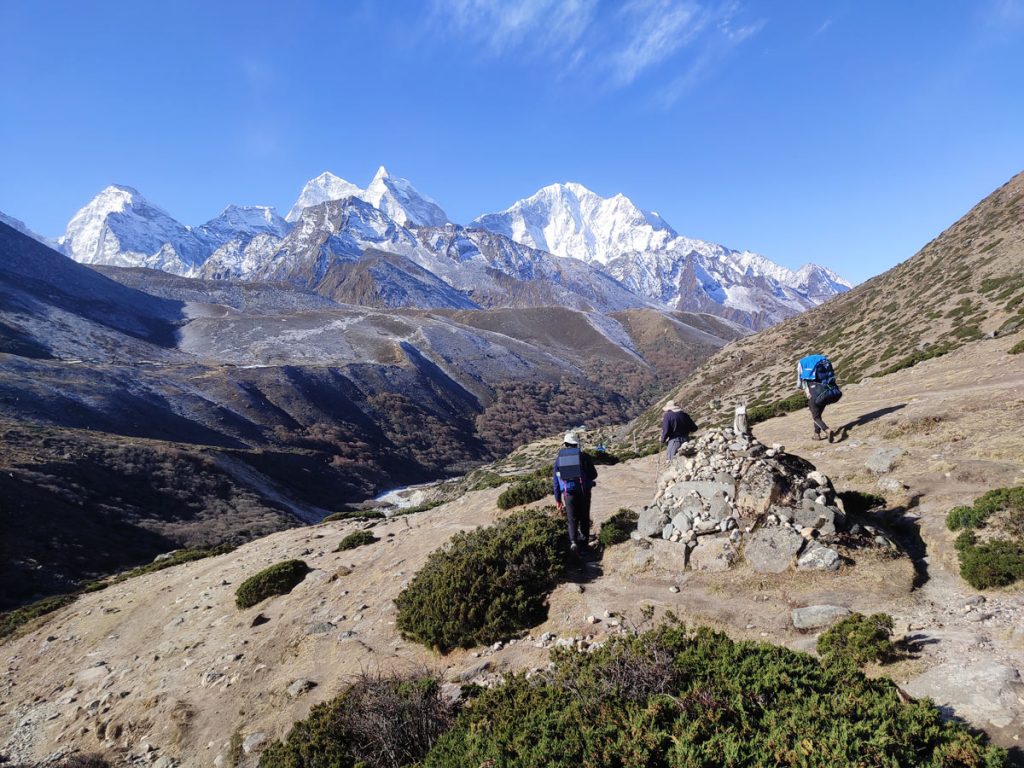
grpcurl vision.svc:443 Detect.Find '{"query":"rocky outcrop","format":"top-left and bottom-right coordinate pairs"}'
top-left (640, 428), bottom-right (893, 573)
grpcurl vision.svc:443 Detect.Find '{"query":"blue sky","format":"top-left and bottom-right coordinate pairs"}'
top-left (1, 0), bottom-right (1022, 284)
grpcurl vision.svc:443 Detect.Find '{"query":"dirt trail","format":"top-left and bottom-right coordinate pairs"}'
top-left (750, 336), bottom-right (1024, 740)
top-left (2, 337), bottom-right (1022, 766)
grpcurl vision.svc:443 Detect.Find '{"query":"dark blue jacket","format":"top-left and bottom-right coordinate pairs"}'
top-left (552, 448), bottom-right (598, 504)
top-left (662, 409), bottom-right (697, 442)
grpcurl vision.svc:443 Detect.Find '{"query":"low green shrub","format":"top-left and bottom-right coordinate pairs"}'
top-left (107, 545), bottom-right (236, 586)
top-left (421, 622), bottom-right (1004, 767)
top-left (616, 442), bottom-right (661, 461)
top-left (496, 475), bottom-right (549, 510)
top-left (942, 487), bottom-right (1024, 589)
top-left (0, 593), bottom-right (78, 642)
top-left (394, 509), bottom-right (565, 651)
top-left (55, 756), bottom-right (112, 768)
top-left (598, 508), bottom-right (638, 548)
top-left (260, 672), bottom-right (456, 768)
top-left (322, 510), bottom-right (385, 522)
top-left (956, 534), bottom-right (1024, 590)
top-left (336, 531), bottom-right (378, 551)
top-left (392, 500), bottom-right (444, 516)
top-left (817, 612), bottom-right (895, 667)
top-left (947, 504), bottom-right (990, 531)
top-left (747, 392), bottom-right (807, 426)
top-left (590, 451), bottom-right (621, 466)
top-left (235, 559), bottom-right (310, 609)
top-left (1010, 338), bottom-right (1024, 355)
top-left (468, 468), bottom-right (516, 493)
top-left (878, 343), bottom-right (953, 377)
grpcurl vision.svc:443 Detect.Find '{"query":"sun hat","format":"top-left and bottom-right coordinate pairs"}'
top-left (662, 400), bottom-right (682, 412)
top-left (563, 431), bottom-right (579, 445)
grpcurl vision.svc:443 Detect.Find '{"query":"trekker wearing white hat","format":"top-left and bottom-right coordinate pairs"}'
top-left (661, 401), bottom-right (697, 461)
top-left (553, 432), bottom-right (598, 553)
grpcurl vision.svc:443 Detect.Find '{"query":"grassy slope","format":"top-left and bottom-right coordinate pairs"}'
top-left (628, 169), bottom-right (1024, 439)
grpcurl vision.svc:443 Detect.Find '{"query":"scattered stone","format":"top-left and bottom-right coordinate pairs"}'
top-left (287, 679), bottom-right (317, 698)
top-left (877, 477), bottom-right (907, 493)
top-left (797, 543), bottom-right (841, 571)
top-left (250, 614), bottom-right (270, 628)
top-left (669, 585), bottom-right (680, 593)
top-left (307, 622), bottom-right (334, 635)
top-left (792, 605), bottom-right (851, 629)
top-left (242, 732), bottom-right (267, 755)
top-left (866, 447), bottom-right (904, 474)
top-left (454, 660), bottom-right (490, 682)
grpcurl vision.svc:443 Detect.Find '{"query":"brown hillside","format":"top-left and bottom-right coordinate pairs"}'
top-left (633, 169), bottom-right (1024, 435)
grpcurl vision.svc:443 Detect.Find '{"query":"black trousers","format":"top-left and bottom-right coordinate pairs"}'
top-left (808, 397), bottom-right (830, 434)
top-left (564, 491), bottom-right (591, 545)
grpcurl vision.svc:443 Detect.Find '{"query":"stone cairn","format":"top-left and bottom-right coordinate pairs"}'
top-left (635, 427), bottom-right (855, 573)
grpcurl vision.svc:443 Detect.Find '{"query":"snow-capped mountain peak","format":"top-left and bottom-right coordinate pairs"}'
top-left (59, 185), bottom-right (209, 274)
top-left (362, 166), bottom-right (449, 228)
top-left (285, 172), bottom-right (362, 223)
top-left (473, 181), bottom-right (677, 266)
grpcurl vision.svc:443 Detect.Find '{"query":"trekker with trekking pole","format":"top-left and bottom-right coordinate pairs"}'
top-left (553, 432), bottom-right (598, 553)
top-left (797, 354), bottom-right (843, 442)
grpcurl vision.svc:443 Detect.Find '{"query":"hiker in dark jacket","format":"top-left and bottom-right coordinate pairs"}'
top-left (661, 400), bottom-right (697, 460)
top-left (553, 431), bottom-right (598, 553)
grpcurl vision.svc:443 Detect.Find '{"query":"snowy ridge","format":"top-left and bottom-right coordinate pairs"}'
top-left (475, 182), bottom-right (851, 328)
top-left (40, 170), bottom-right (848, 327)
top-left (0, 211), bottom-right (56, 248)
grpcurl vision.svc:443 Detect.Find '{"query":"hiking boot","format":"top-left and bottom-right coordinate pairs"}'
top-left (811, 432), bottom-right (822, 441)
top-left (569, 542), bottom-right (579, 554)
top-left (827, 430), bottom-right (835, 443)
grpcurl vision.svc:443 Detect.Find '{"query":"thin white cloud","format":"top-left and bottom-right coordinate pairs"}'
top-left (657, 3), bottom-right (765, 106)
top-left (431, 0), bottom-right (763, 104)
top-left (433, 0), bottom-right (597, 57)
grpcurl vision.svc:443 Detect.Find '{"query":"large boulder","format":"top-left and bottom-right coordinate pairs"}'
top-left (637, 506), bottom-right (670, 538)
top-left (743, 527), bottom-right (804, 573)
top-left (688, 538), bottom-right (736, 572)
top-left (791, 605), bottom-right (850, 629)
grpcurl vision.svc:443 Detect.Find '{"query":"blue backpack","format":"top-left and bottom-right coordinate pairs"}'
top-left (555, 447), bottom-right (586, 494)
top-left (798, 354), bottom-right (837, 387)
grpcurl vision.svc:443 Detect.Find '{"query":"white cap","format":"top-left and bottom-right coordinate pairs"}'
top-left (563, 431), bottom-right (579, 445)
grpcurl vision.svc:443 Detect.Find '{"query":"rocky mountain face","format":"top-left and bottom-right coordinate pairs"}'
top-left (632, 169), bottom-right (1024, 436)
top-left (475, 182), bottom-right (851, 329)
top-left (42, 170), bottom-right (848, 326)
top-left (0, 221), bottom-right (744, 607)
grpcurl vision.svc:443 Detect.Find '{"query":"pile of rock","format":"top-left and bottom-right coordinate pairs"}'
top-left (635, 428), bottom-right (855, 573)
